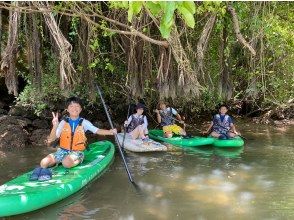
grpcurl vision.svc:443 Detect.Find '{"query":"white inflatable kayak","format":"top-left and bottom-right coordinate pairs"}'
top-left (117, 133), bottom-right (167, 152)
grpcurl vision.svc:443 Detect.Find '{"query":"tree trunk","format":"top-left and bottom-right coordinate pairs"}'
top-left (34, 1), bottom-right (76, 90)
top-left (219, 18), bottom-right (232, 100)
top-left (0, 9), bottom-right (2, 56)
top-left (197, 13), bottom-right (217, 86)
top-left (78, 19), bottom-right (95, 101)
top-left (26, 11), bottom-right (42, 91)
top-left (0, 2), bottom-right (20, 96)
top-left (227, 4), bottom-right (256, 56)
top-left (168, 26), bottom-right (201, 98)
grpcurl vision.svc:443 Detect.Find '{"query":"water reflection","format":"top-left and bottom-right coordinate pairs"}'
top-left (1, 124), bottom-right (293, 219)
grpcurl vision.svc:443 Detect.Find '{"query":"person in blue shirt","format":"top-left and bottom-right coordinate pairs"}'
top-left (204, 105), bottom-right (240, 139)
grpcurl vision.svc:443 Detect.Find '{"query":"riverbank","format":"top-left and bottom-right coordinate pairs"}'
top-left (0, 101), bottom-right (293, 151)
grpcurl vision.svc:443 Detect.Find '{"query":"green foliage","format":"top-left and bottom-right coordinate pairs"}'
top-left (68, 16), bottom-right (79, 42)
top-left (159, 2), bottom-right (177, 38)
top-left (8, 1), bottom-right (294, 117)
top-left (128, 1), bottom-right (143, 22)
top-left (112, 1), bottom-right (197, 38)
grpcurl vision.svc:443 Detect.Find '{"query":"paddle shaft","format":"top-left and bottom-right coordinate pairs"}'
top-left (96, 84), bottom-right (134, 183)
top-left (122, 101), bottom-right (131, 148)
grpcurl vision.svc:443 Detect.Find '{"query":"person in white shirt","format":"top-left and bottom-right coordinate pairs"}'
top-left (124, 103), bottom-right (149, 142)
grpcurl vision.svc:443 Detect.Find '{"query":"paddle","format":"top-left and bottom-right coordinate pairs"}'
top-left (96, 84), bottom-right (135, 183)
top-left (122, 96), bottom-right (131, 151)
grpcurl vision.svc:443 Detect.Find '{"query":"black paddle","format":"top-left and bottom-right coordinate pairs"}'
top-left (96, 84), bottom-right (134, 183)
top-left (122, 95), bottom-right (132, 151)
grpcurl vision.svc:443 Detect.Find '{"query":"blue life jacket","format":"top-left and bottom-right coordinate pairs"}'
top-left (212, 114), bottom-right (231, 134)
top-left (160, 108), bottom-right (174, 126)
top-left (126, 114), bottom-right (145, 133)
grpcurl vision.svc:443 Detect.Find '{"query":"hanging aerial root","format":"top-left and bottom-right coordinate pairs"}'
top-left (0, 2), bottom-right (20, 96)
top-left (33, 1), bottom-right (76, 89)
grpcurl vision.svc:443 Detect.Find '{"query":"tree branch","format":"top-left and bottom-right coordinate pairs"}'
top-left (227, 4), bottom-right (256, 56)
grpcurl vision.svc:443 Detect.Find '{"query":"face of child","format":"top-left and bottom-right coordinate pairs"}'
top-left (159, 103), bottom-right (166, 110)
top-left (219, 106), bottom-right (228, 115)
top-left (67, 102), bottom-right (82, 119)
top-left (136, 108), bottom-right (144, 115)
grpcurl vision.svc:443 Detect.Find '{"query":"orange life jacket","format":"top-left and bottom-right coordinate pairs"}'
top-left (59, 118), bottom-right (87, 151)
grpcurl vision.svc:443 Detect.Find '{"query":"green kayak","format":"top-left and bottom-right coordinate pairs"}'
top-left (149, 129), bottom-right (214, 147)
top-left (212, 136), bottom-right (244, 148)
top-left (0, 141), bottom-right (115, 217)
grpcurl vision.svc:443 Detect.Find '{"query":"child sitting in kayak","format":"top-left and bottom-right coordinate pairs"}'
top-left (124, 103), bottom-right (150, 142)
top-left (30, 97), bottom-right (117, 181)
top-left (154, 101), bottom-right (187, 138)
top-left (204, 104), bottom-right (240, 139)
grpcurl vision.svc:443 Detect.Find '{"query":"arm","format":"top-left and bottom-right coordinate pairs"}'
top-left (230, 123), bottom-right (238, 134)
top-left (47, 124), bottom-right (58, 144)
top-left (205, 122), bottom-right (213, 134)
top-left (143, 116), bottom-right (148, 129)
top-left (124, 116), bottom-right (132, 127)
top-left (96, 129), bottom-right (116, 136)
top-left (154, 109), bottom-right (161, 123)
top-left (175, 113), bottom-right (183, 122)
top-left (172, 108), bottom-right (184, 124)
top-left (47, 112), bottom-right (59, 146)
top-left (84, 119), bottom-right (117, 136)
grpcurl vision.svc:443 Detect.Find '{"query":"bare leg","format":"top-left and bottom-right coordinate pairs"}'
top-left (210, 131), bottom-right (221, 138)
top-left (164, 131), bottom-right (173, 138)
top-left (138, 126), bottom-right (147, 139)
top-left (62, 155), bottom-right (81, 168)
top-left (130, 127), bottom-right (140, 139)
top-left (40, 154), bottom-right (56, 168)
top-left (179, 128), bottom-right (187, 136)
top-left (227, 132), bottom-right (237, 138)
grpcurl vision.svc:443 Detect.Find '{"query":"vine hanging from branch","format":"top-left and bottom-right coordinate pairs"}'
top-left (33, 1), bottom-right (76, 89)
top-left (0, 1), bottom-right (20, 96)
top-left (227, 4), bottom-right (256, 56)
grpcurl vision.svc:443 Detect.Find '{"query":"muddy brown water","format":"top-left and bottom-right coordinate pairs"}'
top-left (0, 122), bottom-right (293, 219)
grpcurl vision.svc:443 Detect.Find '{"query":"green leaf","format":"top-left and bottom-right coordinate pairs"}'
top-left (128, 5), bottom-right (134, 22)
top-left (159, 22), bottom-right (172, 39)
top-left (182, 1), bottom-right (196, 14)
top-left (162, 2), bottom-right (176, 25)
top-left (177, 5), bottom-right (195, 28)
top-left (128, 1), bottom-right (143, 22)
top-left (145, 1), bottom-right (161, 16)
top-left (158, 2), bottom-right (176, 38)
top-left (132, 1), bottom-right (143, 15)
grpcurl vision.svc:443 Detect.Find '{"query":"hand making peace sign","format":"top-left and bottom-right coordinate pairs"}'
top-left (51, 112), bottom-right (59, 126)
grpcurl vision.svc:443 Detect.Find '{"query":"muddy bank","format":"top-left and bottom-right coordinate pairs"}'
top-left (0, 103), bottom-right (120, 150)
top-left (0, 101), bottom-right (293, 151)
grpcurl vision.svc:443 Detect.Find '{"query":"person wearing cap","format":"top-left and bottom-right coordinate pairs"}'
top-left (124, 103), bottom-right (150, 142)
top-left (154, 101), bottom-right (187, 138)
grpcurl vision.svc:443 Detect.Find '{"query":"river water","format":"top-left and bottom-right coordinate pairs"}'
top-left (0, 123), bottom-right (293, 219)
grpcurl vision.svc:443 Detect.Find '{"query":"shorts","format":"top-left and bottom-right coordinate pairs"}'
top-left (163, 124), bottom-right (182, 135)
top-left (51, 148), bottom-right (84, 164)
